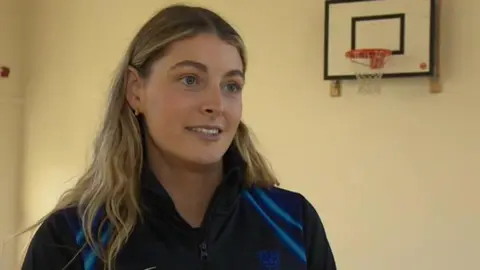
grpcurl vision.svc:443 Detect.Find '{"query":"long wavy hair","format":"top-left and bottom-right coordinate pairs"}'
top-left (21, 4), bottom-right (278, 270)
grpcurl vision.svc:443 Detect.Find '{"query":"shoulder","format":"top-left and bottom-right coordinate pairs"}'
top-left (39, 206), bottom-right (110, 246)
top-left (35, 207), bottom-right (79, 233)
top-left (241, 186), bottom-right (316, 227)
top-left (22, 207), bottom-right (83, 269)
top-left (30, 207), bottom-right (81, 246)
top-left (242, 187), bottom-right (336, 268)
top-left (243, 185), bottom-right (310, 205)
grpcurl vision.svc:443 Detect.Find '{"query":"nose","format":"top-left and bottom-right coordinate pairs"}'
top-left (200, 86), bottom-right (224, 116)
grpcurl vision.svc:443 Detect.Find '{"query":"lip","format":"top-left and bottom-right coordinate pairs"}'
top-left (185, 125), bottom-right (224, 142)
top-left (185, 125), bottom-right (224, 132)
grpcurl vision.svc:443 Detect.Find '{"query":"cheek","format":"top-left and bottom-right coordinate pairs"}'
top-left (144, 89), bottom-right (190, 132)
top-left (233, 103), bottom-right (242, 122)
top-left (226, 98), bottom-right (243, 127)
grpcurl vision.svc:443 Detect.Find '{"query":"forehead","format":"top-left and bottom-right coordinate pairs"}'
top-left (157, 33), bottom-right (244, 72)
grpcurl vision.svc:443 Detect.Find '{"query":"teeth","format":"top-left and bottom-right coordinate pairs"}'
top-left (191, 128), bottom-right (220, 135)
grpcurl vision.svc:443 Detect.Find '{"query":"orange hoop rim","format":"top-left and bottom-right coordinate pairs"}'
top-left (345, 48), bottom-right (392, 59)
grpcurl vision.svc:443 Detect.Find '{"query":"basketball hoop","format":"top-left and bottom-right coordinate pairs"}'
top-left (345, 49), bottom-right (392, 94)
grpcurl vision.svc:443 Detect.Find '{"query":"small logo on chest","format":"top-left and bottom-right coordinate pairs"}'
top-left (257, 250), bottom-right (280, 270)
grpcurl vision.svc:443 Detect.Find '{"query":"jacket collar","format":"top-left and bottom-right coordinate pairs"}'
top-left (139, 145), bottom-right (246, 225)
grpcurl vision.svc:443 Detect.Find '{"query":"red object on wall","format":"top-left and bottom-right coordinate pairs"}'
top-left (1, 66), bottom-right (10, 78)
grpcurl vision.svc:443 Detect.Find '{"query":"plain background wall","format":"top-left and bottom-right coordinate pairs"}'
top-left (1, 0), bottom-right (478, 269)
top-left (0, 0), bottom-right (24, 269)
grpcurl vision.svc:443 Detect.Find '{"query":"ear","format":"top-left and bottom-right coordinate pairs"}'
top-left (125, 66), bottom-right (146, 114)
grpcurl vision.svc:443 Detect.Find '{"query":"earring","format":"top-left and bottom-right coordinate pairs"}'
top-left (133, 108), bottom-right (139, 116)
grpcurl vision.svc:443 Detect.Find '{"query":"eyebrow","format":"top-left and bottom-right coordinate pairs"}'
top-left (169, 60), bottom-right (244, 79)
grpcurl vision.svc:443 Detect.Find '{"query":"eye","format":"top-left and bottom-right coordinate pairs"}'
top-left (223, 82), bottom-right (243, 93)
top-left (180, 75), bottom-right (198, 86)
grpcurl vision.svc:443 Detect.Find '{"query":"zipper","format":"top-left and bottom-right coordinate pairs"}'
top-left (198, 240), bottom-right (209, 270)
top-left (198, 207), bottom-right (212, 268)
top-left (197, 182), bottom-right (223, 268)
top-left (197, 169), bottom-right (239, 268)
top-left (199, 241), bottom-right (208, 261)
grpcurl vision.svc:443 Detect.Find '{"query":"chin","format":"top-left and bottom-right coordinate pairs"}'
top-left (179, 135), bottom-right (233, 166)
top-left (153, 133), bottom-right (233, 167)
top-left (186, 151), bottom-right (225, 165)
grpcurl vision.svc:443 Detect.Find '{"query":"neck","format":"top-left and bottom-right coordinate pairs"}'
top-left (146, 141), bottom-right (223, 228)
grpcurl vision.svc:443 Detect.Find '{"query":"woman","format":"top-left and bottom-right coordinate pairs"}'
top-left (22, 4), bottom-right (336, 270)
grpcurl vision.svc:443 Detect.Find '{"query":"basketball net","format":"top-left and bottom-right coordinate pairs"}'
top-left (346, 49), bottom-right (392, 95)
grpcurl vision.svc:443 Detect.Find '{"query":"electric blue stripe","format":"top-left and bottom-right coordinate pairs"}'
top-left (82, 225), bottom-right (112, 270)
top-left (74, 230), bottom-right (89, 270)
top-left (243, 191), bottom-right (307, 263)
top-left (83, 252), bottom-right (95, 270)
top-left (254, 188), bottom-right (303, 231)
top-left (75, 214), bottom-right (101, 247)
top-left (75, 224), bottom-right (112, 270)
top-left (76, 230), bottom-right (84, 244)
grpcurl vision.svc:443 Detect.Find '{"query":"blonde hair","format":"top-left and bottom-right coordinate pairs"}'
top-left (21, 4), bottom-right (278, 270)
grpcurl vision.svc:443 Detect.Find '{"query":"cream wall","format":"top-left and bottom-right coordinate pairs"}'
top-left (0, 0), bottom-right (24, 269)
top-left (13, 0), bottom-right (480, 269)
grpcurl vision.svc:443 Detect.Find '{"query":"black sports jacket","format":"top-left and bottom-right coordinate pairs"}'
top-left (22, 147), bottom-right (336, 270)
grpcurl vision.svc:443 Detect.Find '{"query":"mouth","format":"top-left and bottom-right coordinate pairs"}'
top-left (185, 126), bottom-right (223, 137)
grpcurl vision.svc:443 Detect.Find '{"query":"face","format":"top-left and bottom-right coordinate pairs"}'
top-left (127, 33), bottom-right (244, 166)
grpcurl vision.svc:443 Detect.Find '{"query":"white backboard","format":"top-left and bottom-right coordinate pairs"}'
top-left (324, 0), bottom-right (437, 80)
